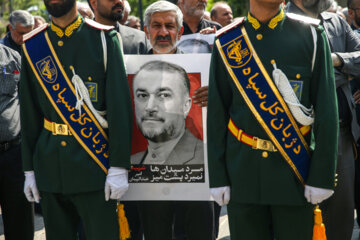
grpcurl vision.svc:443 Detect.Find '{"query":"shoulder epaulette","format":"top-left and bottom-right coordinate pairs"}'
top-left (216, 17), bottom-right (245, 37)
top-left (23, 24), bottom-right (48, 42)
top-left (85, 18), bottom-right (114, 31)
top-left (286, 13), bottom-right (320, 26)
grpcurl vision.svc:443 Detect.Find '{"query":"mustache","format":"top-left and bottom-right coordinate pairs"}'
top-left (197, 2), bottom-right (207, 8)
top-left (141, 116), bottom-right (165, 122)
top-left (156, 35), bottom-right (172, 41)
top-left (112, 3), bottom-right (123, 11)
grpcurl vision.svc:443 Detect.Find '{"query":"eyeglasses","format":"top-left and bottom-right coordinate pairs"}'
top-left (350, 8), bottom-right (360, 11)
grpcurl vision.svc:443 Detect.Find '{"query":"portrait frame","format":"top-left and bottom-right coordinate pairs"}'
top-left (121, 54), bottom-right (212, 201)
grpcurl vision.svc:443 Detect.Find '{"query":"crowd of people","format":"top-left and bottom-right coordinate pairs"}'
top-left (1, 0), bottom-right (360, 239)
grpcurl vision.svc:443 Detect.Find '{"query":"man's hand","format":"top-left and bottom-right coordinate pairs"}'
top-left (105, 167), bottom-right (129, 201)
top-left (331, 53), bottom-right (342, 67)
top-left (192, 86), bottom-right (208, 107)
top-left (199, 26), bottom-right (217, 35)
top-left (354, 90), bottom-right (360, 104)
top-left (24, 171), bottom-right (40, 203)
top-left (210, 186), bottom-right (230, 206)
top-left (304, 185), bottom-right (334, 204)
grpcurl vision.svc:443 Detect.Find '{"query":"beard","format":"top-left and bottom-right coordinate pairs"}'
top-left (355, 12), bottom-right (360, 27)
top-left (152, 35), bottom-right (177, 54)
top-left (185, 2), bottom-right (206, 17)
top-left (44, 0), bottom-right (75, 18)
top-left (136, 111), bottom-right (182, 143)
top-left (302, 0), bottom-right (334, 14)
top-left (139, 123), bottom-right (176, 143)
top-left (98, 2), bottom-right (124, 22)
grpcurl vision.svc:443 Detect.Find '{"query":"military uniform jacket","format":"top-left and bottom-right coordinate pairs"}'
top-left (20, 16), bottom-right (133, 194)
top-left (207, 10), bottom-right (338, 205)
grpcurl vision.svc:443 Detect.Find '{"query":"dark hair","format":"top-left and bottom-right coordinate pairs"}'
top-left (134, 60), bottom-right (190, 94)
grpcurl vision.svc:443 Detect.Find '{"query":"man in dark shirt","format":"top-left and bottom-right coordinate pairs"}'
top-left (0, 44), bottom-right (34, 240)
top-left (347, 0), bottom-right (360, 228)
top-left (287, 1), bottom-right (360, 239)
top-left (178, 0), bottom-right (221, 35)
top-left (0, 10), bottom-right (34, 53)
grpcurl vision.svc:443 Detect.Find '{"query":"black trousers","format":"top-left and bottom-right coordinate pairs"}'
top-left (321, 126), bottom-right (355, 240)
top-left (0, 144), bottom-right (34, 240)
top-left (354, 141), bottom-right (360, 226)
top-left (138, 201), bottom-right (215, 240)
top-left (122, 201), bottom-right (143, 240)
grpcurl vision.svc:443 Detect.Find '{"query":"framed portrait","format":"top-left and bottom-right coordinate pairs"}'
top-left (121, 54), bottom-right (211, 201)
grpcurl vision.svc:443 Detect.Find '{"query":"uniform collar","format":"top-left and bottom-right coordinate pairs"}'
top-left (247, 8), bottom-right (285, 30)
top-left (50, 15), bottom-right (82, 38)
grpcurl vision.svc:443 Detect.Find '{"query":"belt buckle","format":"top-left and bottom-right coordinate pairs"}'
top-left (256, 138), bottom-right (276, 152)
top-left (52, 123), bottom-right (69, 135)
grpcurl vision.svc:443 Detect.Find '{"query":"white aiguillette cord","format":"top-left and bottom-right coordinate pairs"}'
top-left (70, 67), bottom-right (108, 129)
top-left (272, 62), bottom-right (314, 126)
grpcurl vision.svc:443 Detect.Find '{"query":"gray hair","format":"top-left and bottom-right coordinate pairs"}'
top-left (144, 1), bottom-right (183, 30)
top-left (134, 60), bottom-right (190, 95)
top-left (124, 1), bottom-right (131, 14)
top-left (9, 10), bottom-right (34, 29)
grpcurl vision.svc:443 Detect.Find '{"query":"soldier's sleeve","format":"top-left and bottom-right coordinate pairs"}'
top-left (306, 27), bottom-right (339, 189)
top-left (105, 31), bottom-right (132, 169)
top-left (19, 51), bottom-right (43, 171)
top-left (207, 41), bottom-right (232, 188)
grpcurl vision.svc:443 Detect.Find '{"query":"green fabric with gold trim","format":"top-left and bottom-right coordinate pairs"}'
top-left (20, 15), bottom-right (132, 194)
top-left (207, 9), bottom-right (338, 205)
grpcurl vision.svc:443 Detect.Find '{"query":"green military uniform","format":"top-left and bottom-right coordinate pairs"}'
top-left (20, 16), bottom-right (132, 240)
top-left (207, 9), bottom-right (338, 239)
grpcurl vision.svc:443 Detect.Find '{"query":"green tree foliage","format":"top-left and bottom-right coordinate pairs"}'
top-left (0, 0), bottom-right (48, 37)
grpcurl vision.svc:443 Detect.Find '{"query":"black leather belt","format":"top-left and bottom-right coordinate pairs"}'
top-left (0, 138), bottom-right (20, 153)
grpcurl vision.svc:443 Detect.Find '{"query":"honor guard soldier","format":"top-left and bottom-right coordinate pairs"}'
top-left (207, 0), bottom-right (338, 238)
top-left (19, 0), bottom-right (133, 239)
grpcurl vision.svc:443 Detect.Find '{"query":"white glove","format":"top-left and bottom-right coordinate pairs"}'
top-left (24, 171), bottom-right (40, 203)
top-left (105, 167), bottom-right (129, 201)
top-left (210, 186), bottom-right (230, 206)
top-left (304, 185), bottom-right (334, 204)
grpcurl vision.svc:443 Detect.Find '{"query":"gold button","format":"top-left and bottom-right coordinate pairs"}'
top-left (270, 59), bottom-right (275, 65)
top-left (58, 40), bottom-right (63, 47)
top-left (256, 34), bottom-right (263, 40)
top-left (69, 65), bottom-right (74, 70)
top-left (61, 141), bottom-right (67, 147)
top-left (262, 151), bottom-right (268, 158)
top-left (296, 74), bottom-right (301, 79)
top-left (88, 76), bottom-right (92, 81)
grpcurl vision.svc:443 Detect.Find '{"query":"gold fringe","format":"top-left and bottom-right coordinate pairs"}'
top-left (313, 205), bottom-right (327, 240)
top-left (117, 202), bottom-right (131, 240)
